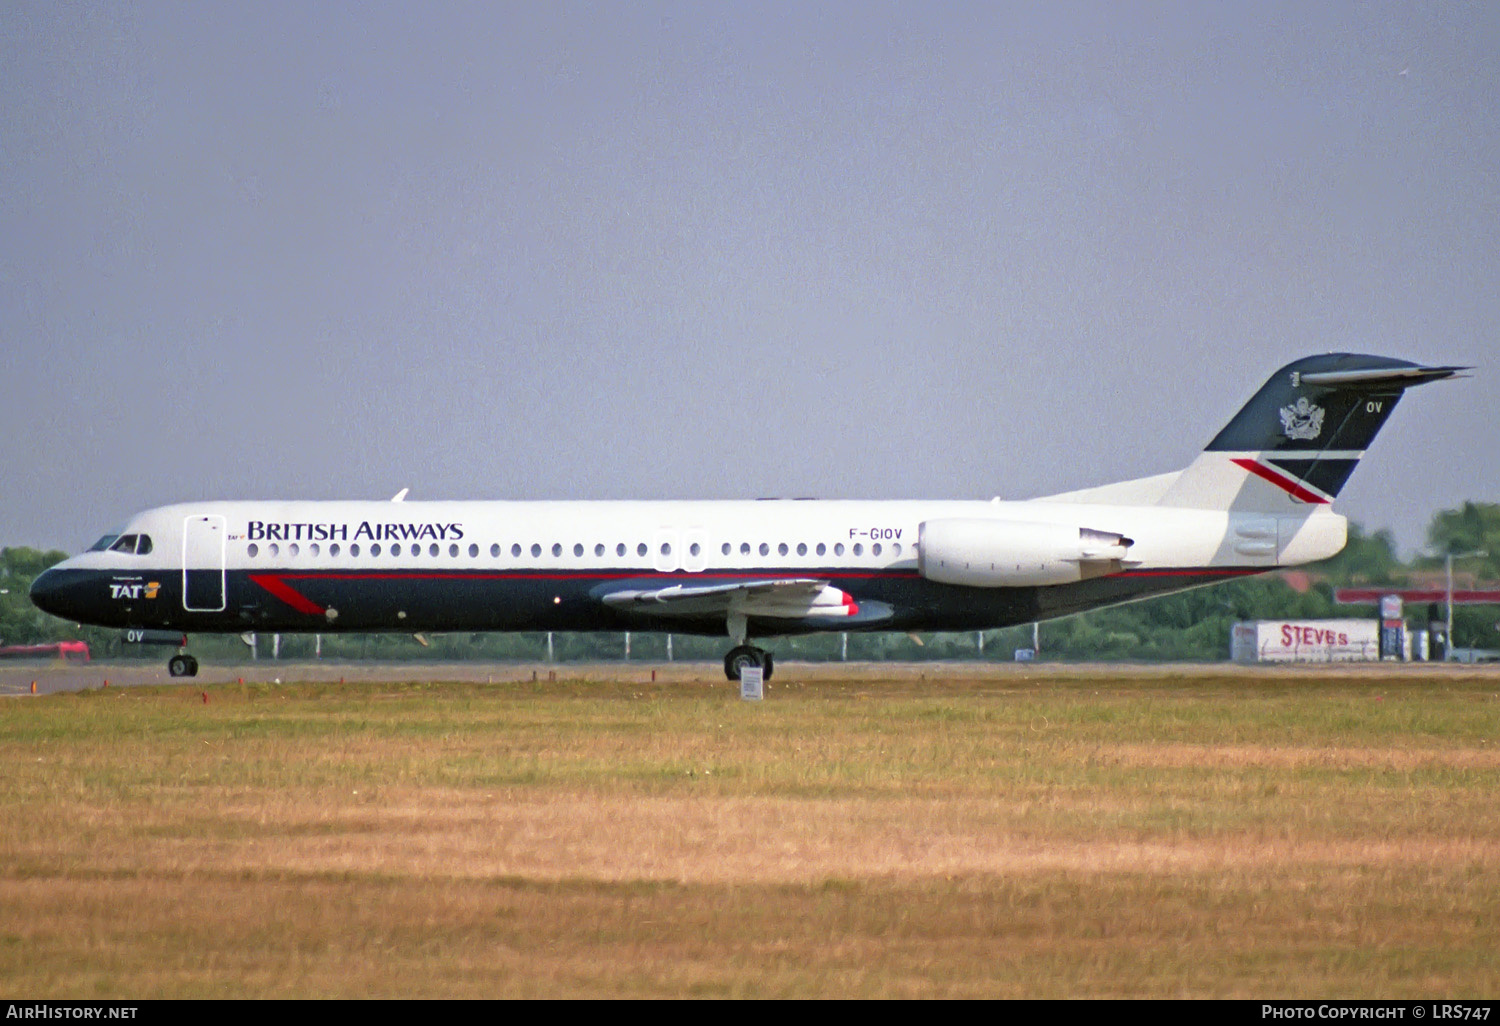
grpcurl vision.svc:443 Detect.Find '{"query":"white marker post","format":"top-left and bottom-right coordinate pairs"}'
top-left (740, 665), bottom-right (763, 701)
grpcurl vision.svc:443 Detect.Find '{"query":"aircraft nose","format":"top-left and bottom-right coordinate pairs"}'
top-left (29, 568), bottom-right (71, 619)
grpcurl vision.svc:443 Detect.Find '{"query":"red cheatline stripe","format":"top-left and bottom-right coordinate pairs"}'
top-left (1230, 458), bottom-right (1330, 504)
top-left (268, 570), bottom-right (923, 582)
top-left (248, 574), bottom-right (326, 615)
top-left (1110, 568), bottom-right (1262, 578)
top-left (250, 567), bottom-right (1258, 589)
top-left (244, 567), bottom-right (1264, 608)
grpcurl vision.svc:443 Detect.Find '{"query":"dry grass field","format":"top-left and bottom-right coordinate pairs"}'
top-left (1, 660), bottom-right (1498, 998)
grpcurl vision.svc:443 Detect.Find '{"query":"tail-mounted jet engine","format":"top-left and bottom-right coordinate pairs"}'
top-left (917, 519), bottom-right (1136, 587)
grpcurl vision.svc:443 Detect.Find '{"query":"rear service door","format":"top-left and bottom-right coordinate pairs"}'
top-left (683, 529), bottom-right (709, 572)
top-left (182, 514), bottom-right (227, 612)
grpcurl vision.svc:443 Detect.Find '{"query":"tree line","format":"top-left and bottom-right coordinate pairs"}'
top-left (4, 503), bottom-right (1497, 663)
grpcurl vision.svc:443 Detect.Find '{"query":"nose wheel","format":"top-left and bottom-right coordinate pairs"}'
top-left (168, 654), bottom-right (200, 678)
top-left (723, 645), bottom-right (773, 682)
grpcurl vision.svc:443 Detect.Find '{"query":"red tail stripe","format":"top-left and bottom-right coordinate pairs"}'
top-left (1230, 458), bottom-right (1330, 504)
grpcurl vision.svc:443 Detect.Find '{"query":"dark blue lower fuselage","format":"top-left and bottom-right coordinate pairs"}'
top-left (31, 564), bottom-right (1262, 639)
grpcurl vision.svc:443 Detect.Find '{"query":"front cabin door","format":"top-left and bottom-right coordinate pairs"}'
top-left (182, 514), bottom-right (227, 612)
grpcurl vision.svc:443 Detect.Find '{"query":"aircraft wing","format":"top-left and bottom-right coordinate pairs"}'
top-left (600, 578), bottom-right (860, 620)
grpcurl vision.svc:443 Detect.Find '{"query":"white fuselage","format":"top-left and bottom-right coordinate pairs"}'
top-left (68, 497), bottom-right (1347, 579)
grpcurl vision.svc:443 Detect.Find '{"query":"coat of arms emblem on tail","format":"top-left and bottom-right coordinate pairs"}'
top-left (1279, 397), bottom-right (1324, 440)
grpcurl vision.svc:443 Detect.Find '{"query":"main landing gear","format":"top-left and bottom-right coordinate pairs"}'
top-left (723, 645), bottom-right (773, 682)
top-left (167, 654), bottom-right (200, 677)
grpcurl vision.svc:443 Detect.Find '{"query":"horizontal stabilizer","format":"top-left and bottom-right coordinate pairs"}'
top-left (1298, 364), bottom-right (1470, 388)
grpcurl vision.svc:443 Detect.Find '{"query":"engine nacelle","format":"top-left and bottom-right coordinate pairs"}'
top-left (917, 518), bottom-right (1134, 588)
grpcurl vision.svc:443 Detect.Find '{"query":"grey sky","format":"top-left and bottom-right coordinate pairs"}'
top-left (2, 2), bottom-right (1495, 557)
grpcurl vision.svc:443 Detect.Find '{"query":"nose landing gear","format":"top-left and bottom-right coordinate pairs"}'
top-left (122, 630), bottom-right (198, 677)
top-left (723, 645), bottom-right (773, 682)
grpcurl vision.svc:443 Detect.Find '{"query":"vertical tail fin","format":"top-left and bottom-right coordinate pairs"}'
top-left (1157, 354), bottom-right (1467, 512)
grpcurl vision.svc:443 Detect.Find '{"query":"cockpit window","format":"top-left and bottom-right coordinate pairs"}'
top-left (89, 535), bottom-right (121, 552)
top-left (106, 534), bottom-right (152, 555)
top-left (136, 535), bottom-right (153, 555)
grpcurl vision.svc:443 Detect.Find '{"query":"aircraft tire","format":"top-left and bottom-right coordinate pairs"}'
top-left (168, 655), bottom-right (190, 678)
top-left (723, 645), bottom-right (763, 682)
top-left (762, 652), bottom-right (774, 681)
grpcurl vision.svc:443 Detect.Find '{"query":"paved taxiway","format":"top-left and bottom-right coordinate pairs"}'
top-left (4, 658), bottom-right (1498, 696)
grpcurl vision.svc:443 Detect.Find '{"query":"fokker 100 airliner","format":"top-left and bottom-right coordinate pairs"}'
top-left (31, 353), bottom-right (1466, 680)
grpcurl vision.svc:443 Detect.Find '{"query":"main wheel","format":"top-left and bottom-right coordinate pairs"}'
top-left (723, 645), bottom-right (763, 681)
top-left (168, 655), bottom-right (190, 678)
top-left (184, 656), bottom-right (200, 677)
